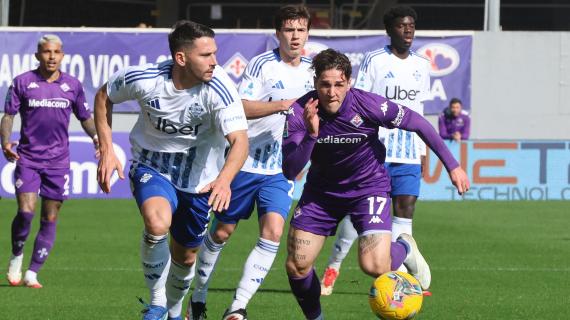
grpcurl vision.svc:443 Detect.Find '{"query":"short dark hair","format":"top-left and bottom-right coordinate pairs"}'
top-left (312, 48), bottom-right (352, 81)
top-left (449, 98), bottom-right (462, 106)
top-left (274, 5), bottom-right (311, 32)
top-left (383, 6), bottom-right (418, 31)
top-left (168, 20), bottom-right (215, 58)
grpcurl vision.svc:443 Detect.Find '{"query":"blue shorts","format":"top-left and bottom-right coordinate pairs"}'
top-left (215, 171), bottom-right (294, 224)
top-left (129, 164), bottom-right (210, 248)
top-left (386, 163), bottom-right (421, 197)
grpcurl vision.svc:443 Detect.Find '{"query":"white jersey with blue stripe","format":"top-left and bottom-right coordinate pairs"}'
top-left (238, 48), bottom-right (313, 175)
top-left (355, 45), bottom-right (431, 164)
top-left (107, 61), bottom-right (248, 193)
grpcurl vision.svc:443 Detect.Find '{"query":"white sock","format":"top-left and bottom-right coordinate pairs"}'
top-left (192, 232), bottom-right (225, 303)
top-left (24, 270), bottom-right (37, 282)
top-left (229, 238), bottom-right (279, 311)
top-left (166, 259), bottom-right (195, 318)
top-left (392, 217), bottom-right (413, 242)
top-left (141, 231), bottom-right (170, 307)
top-left (326, 216), bottom-right (358, 270)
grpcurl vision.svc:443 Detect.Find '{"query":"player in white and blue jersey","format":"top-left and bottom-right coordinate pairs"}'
top-left (321, 6), bottom-right (432, 296)
top-left (187, 6), bottom-right (313, 320)
top-left (94, 21), bottom-right (248, 320)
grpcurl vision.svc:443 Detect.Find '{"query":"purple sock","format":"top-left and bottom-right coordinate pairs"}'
top-left (390, 240), bottom-right (408, 271)
top-left (11, 211), bottom-right (35, 256)
top-left (288, 269), bottom-right (322, 320)
top-left (29, 220), bottom-right (57, 273)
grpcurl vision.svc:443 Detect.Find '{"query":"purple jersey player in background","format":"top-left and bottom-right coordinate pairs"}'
top-left (282, 49), bottom-right (469, 320)
top-left (2, 34), bottom-right (98, 289)
top-left (439, 97), bottom-right (471, 141)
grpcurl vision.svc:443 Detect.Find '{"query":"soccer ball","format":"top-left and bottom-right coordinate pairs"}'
top-left (368, 271), bottom-right (423, 319)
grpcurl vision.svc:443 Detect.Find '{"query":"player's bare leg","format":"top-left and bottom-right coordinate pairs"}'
top-left (286, 227), bottom-right (326, 320)
top-left (7, 192), bottom-right (37, 286)
top-left (358, 233), bottom-right (393, 277)
top-left (222, 213), bottom-right (284, 320)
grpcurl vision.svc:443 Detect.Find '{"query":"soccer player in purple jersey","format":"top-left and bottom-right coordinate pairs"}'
top-left (2, 34), bottom-right (98, 289)
top-left (282, 49), bottom-right (469, 319)
top-left (439, 98), bottom-right (471, 141)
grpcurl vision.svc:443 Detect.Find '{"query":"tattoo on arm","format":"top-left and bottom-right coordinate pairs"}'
top-left (359, 233), bottom-right (382, 255)
top-left (0, 115), bottom-right (15, 146)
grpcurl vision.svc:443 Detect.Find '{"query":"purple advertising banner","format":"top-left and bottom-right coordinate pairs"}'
top-left (1, 30), bottom-right (471, 114)
top-left (0, 132), bottom-right (133, 199)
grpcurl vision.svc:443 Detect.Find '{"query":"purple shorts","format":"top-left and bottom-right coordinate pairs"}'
top-left (291, 189), bottom-right (392, 236)
top-left (14, 165), bottom-right (69, 201)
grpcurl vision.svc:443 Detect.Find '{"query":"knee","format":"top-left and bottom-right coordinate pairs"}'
top-left (172, 247), bottom-right (199, 267)
top-left (142, 214), bottom-right (170, 235)
top-left (260, 225), bottom-right (283, 243)
top-left (212, 225), bottom-right (233, 243)
top-left (360, 258), bottom-right (391, 278)
top-left (285, 256), bottom-right (311, 277)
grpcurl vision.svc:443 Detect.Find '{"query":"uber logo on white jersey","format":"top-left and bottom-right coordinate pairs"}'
top-left (147, 113), bottom-right (202, 135)
top-left (384, 86), bottom-right (419, 101)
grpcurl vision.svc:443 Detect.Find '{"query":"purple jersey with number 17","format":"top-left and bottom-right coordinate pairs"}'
top-left (282, 88), bottom-right (459, 199)
top-left (4, 69), bottom-right (91, 169)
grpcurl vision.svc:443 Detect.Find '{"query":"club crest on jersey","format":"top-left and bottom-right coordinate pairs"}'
top-left (350, 114), bottom-right (364, 127)
top-left (15, 178), bottom-right (23, 189)
top-left (294, 207), bottom-right (302, 218)
top-left (60, 83), bottom-right (70, 92)
top-left (187, 102), bottom-right (204, 117)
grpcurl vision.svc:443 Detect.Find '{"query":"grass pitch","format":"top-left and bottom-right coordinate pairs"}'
top-left (0, 199), bottom-right (568, 319)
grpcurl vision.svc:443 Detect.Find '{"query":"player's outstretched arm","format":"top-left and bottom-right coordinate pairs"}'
top-left (94, 84), bottom-right (124, 193)
top-left (242, 99), bottom-right (295, 120)
top-left (200, 129), bottom-right (248, 212)
top-left (394, 107), bottom-right (470, 195)
top-left (0, 114), bottom-right (19, 162)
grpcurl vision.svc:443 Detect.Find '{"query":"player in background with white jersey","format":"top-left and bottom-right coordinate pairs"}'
top-left (321, 6), bottom-right (432, 296)
top-left (186, 6), bottom-right (313, 320)
top-left (3, 34), bottom-right (98, 289)
top-left (94, 21), bottom-right (248, 320)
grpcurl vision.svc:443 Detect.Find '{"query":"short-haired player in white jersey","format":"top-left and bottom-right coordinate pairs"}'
top-left (94, 20), bottom-right (248, 320)
top-left (186, 5), bottom-right (313, 320)
top-left (321, 5), bottom-right (433, 296)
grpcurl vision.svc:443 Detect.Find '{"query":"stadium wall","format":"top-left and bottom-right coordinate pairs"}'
top-left (2, 28), bottom-right (568, 139)
top-left (60, 30), bottom-right (570, 140)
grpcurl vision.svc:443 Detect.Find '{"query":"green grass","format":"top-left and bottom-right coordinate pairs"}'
top-left (0, 200), bottom-right (569, 319)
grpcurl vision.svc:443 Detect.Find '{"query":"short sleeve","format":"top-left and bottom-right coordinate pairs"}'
top-left (4, 81), bottom-right (20, 115)
top-left (354, 52), bottom-right (376, 91)
top-left (209, 73), bottom-right (248, 136)
top-left (106, 66), bottom-right (146, 104)
top-left (238, 61), bottom-right (266, 101)
top-left (72, 81), bottom-right (91, 121)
